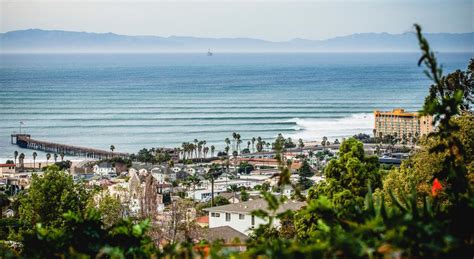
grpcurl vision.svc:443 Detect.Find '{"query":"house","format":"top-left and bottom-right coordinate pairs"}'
top-left (93, 162), bottom-right (116, 177)
top-left (196, 215), bottom-right (209, 228)
top-left (219, 192), bottom-right (241, 204)
top-left (280, 185), bottom-right (295, 197)
top-left (204, 199), bottom-right (305, 236)
top-left (0, 164), bottom-right (16, 178)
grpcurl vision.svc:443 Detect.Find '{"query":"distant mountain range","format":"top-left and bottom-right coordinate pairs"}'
top-left (1, 29), bottom-right (472, 53)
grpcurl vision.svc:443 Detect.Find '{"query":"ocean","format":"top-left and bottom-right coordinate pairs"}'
top-left (0, 52), bottom-right (472, 161)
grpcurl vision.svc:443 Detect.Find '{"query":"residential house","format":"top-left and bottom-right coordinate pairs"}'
top-left (204, 199), bottom-right (305, 236)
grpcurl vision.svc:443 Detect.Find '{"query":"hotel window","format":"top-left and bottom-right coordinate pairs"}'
top-left (225, 213), bottom-right (231, 221)
top-left (239, 214), bottom-right (245, 220)
top-left (211, 212), bottom-right (220, 217)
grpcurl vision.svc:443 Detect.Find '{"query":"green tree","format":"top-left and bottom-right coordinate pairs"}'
top-left (238, 161), bottom-right (254, 174)
top-left (307, 138), bottom-right (381, 219)
top-left (0, 193), bottom-right (10, 219)
top-left (240, 190), bottom-right (250, 202)
top-left (21, 209), bottom-right (155, 258)
top-left (297, 159), bottom-right (313, 178)
top-left (204, 164), bottom-right (221, 207)
top-left (378, 114), bottom-right (473, 206)
top-left (90, 194), bottom-right (124, 228)
top-left (18, 165), bottom-right (90, 229)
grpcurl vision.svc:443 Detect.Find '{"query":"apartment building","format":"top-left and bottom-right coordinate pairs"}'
top-left (374, 108), bottom-right (433, 142)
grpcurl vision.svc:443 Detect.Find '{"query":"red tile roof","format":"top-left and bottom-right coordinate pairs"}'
top-left (196, 216), bottom-right (209, 224)
top-left (0, 164), bottom-right (15, 167)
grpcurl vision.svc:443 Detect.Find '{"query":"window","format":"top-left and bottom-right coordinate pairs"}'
top-left (239, 214), bottom-right (245, 220)
top-left (211, 212), bottom-right (220, 217)
top-left (225, 213), bottom-right (231, 221)
top-left (251, 215), bottom-right (255, 226)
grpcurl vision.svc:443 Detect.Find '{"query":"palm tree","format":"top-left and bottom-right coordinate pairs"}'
top-left (251, 137), bottom-right (256, 152)
top-left (54, 153), bottom-right (58, 163)
top-left (181, 143), bottom-right (187, 161)
top-left (190, 175), bottom-right (201, 201)
top-left (32, 152), bottom-right (37, 169)
top-left (228, 184), bottom-right (239, 203)
top-left (256, 137), bottom-right (263, 152)
top-left (14, 151), bottom-right (18, 165)
top-left (224, 146), bottom-right (230, 156)
top-left (19, 153), bottom-right (25, 169)
top-left (232, 132), bottom-right (237, 152)
top-left (60, 152), bottom-right (65, 162)
top-left (202, 140), bottom-right (207, 156)
top-left (110, 145), bottom-right (115, 153)
top-left (298, 138), bottom-right (304, 155)
top-left (236, 134), bottom-right (242, 153)
top-left (232, 151), bottom-right (238, 174)
top-left (210, 145), bottom-right (215, 157)
top-left (197, 141), bottom-right (203, 159)
top-left (194, 139), bottom-right (199, 157)
top-left (205, 164), bottom-right (220, 207)
top-left (46, 153), bottom-right (51, 165)
top-left (237, 139), bottom-right (242, 154)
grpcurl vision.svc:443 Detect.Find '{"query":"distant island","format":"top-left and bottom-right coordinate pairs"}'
top-left (0, 29), bottom-right (472, 53)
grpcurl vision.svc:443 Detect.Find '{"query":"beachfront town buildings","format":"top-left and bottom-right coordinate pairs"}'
top-left (374, 108), bottom-right (433, 142)
top-left (0, 164), bottom-right (16, 178)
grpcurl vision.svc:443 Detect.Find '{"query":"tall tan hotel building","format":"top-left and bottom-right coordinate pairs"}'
top-left (374, 108), bottom-right (433, 141)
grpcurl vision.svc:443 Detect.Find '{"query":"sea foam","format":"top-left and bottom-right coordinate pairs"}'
top-left (288, 113), bottom-right (374, 141)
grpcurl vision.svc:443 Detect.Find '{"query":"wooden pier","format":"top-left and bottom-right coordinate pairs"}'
top-left (11, 134), bottom-right (129, 159)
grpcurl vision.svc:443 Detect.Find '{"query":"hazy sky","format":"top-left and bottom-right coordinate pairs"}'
top-left (1, 0), bottom-right (473, 41)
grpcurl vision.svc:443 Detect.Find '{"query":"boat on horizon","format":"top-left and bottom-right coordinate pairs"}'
top-left (207, 49), bottom-right (213, 56)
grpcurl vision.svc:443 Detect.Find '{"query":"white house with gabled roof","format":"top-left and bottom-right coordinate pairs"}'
top-left (204, 198), bottom-right (305, 236)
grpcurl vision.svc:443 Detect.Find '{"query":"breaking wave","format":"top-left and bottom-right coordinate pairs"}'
top-left (288, 113), bottom-right (374, 141)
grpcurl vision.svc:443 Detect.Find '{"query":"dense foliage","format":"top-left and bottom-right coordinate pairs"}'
top-left (18, 165), bottom-right (90, 229)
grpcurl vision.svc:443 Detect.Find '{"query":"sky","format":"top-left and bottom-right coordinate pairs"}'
top-left (1, 0), bottom-right (473, 41)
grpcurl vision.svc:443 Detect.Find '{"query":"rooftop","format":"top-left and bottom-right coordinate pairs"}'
top-left (204, 198), bottom-right (305, 214)
top-left (208, 226), bottom-right (248, 243)
top-left (196, 215), bottom-right (209, 224)
top-left (0, 164), bottom-right (15, 167)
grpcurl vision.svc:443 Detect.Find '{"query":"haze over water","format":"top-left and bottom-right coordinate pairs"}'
top-left (0, 52), bottom-right (471, 161)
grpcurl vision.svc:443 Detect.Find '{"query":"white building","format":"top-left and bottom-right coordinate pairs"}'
top-left (0, 164), bottom-right (16, 178)
top-left (93, 162), bottom-right (116, 177)
top-left (205, 199), bottom-right (305, 236)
